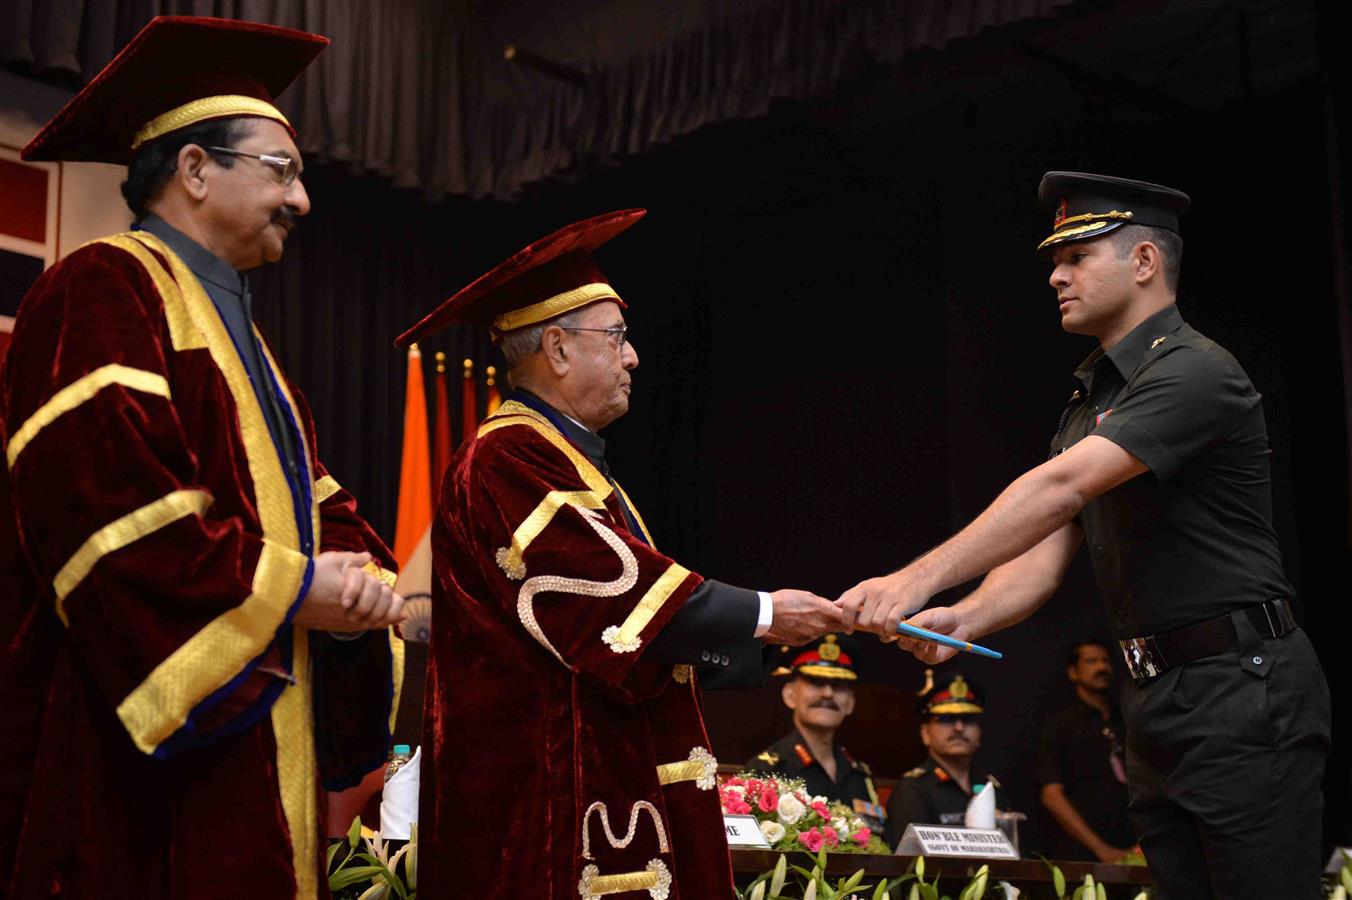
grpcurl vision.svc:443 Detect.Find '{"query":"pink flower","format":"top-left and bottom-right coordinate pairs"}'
top-left (727, 797), bottom-right (752, 815)
top-left (851, 828), bottom-right (871, 846)
top-left (727, 776), bottom-right (746, 787)
top-left (810, 801), bottom-right (831, 820)
top-left (822, 826), bottom-right (840, 848)
top-left (746, 779), bottom-right (763, 795)
top-left (757, 787), bottom-right (779, 813)
top-left (799, 827), bottom-right (824, 852)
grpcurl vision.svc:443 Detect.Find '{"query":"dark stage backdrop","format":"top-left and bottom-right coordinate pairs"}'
top-left (234, 1), bottom-right (1348, 855)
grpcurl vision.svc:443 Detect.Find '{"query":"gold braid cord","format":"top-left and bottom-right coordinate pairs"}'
top-left (516, 506), bottom-right (638, 665)
top-left (578, 802), bottom-right (672, 899)
top-left (655, 746), bottom-right (718, 790)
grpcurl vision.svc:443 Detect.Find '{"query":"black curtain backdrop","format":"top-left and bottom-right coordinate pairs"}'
top-left (4, 0), bottom-right (1348, 857)
top-left (2, 0), bottom-right (1080, 198)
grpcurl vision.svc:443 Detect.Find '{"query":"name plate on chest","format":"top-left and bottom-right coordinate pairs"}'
top-left (722, 814), bottom-right (771, 848)
top-left (896, 825), bottom-right (1017, 859)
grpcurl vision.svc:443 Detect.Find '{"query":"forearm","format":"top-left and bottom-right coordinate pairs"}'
top-left (908, 462), bottom-right (1085, 599)
top-left (1040, 784), bottom-right (1114, 856)
top-left (950, 542), bottom-right (1066, 639)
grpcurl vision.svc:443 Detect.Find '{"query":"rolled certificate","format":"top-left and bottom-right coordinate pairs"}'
top-left (896, 621), bottom-right (1003, 659)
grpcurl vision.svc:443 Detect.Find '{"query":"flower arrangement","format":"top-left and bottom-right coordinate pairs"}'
top-left (720, 772), bottom-right (891, 855)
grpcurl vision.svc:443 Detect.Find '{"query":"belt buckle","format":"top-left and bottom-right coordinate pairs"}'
top-left (1120, 636), bottom-right (1166, 682)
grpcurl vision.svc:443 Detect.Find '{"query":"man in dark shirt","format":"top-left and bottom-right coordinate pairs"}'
top-left (840, 172), bottom-right (1330, 899)
top-left (1036, 641), bottom-right (1134, 862)
top-left (747, 635), bottom-right (884, 831)
top-left (884, 672), bottom-right (989, 849)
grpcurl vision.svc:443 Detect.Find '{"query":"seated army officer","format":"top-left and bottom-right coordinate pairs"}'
top-left (747, 635), bottom-right (885, 831)
top-left (884, 671), bottom-right (990, 848)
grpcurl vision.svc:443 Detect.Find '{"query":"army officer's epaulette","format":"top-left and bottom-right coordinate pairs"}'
top-left (903, 766), bottom-right (927, 779)
top-left (756, 751), bottom-right (780, 766)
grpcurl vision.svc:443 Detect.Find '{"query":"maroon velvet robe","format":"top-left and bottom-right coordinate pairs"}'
top-left (0, 231), bottom-right (403, 899)
top-left (421, 400), bottom-right (735, 899)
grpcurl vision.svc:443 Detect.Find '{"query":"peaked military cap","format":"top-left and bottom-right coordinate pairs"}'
top-left (772, 634), bottom-right (858, 682)
top-left (1037, 171), bottom-right (1190, 253)
top-left (917, 671), bottom-right (983, 715)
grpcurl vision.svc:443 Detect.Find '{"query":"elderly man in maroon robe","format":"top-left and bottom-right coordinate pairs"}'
top-left (398, 209), bottom-right (843, 898)
top-left (0, 17), bottom-right (404, 899)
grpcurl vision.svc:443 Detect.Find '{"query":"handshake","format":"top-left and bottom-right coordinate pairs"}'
top-left (762, 571), bottom-right (961, 664)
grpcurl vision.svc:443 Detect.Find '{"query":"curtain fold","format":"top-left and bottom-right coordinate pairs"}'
top-left (1, 0), bottom-right (1078, 199)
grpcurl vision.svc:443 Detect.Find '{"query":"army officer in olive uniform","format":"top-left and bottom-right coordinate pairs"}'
top-left (747, 635), bottom-right (885, 831)
top-left (884, 672), bottom-right (990, 848)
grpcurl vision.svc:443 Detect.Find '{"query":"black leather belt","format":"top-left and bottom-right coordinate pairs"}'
top-left (1119, 599), bottom-right (1297, 683)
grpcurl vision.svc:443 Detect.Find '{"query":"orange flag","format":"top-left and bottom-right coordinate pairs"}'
top-left (485, 364), bottom-right (502, 415)
top-left (461, 358), bottom-right (478, 444)
top-left (393, 344), bottom-right (432, 568)
top-left (432, 351), bottom-right (453, 490)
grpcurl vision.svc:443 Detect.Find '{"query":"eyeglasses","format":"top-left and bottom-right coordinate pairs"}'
top-left (929, 714), bottom-right (979, 727)
top-left (560, 324), bottom-right (629, 349)
top-left (205, 146), bottom-right (301, 186)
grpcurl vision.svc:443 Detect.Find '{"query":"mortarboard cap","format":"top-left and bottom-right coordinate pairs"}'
top-left (1036, 171), bottom-right (1190, 254)
top-left (917, 671), bottom-right (984, 715)
top-left (395, 209), bottom-right (645, 349)
top-left (21, 15), bottom-right (328, 164)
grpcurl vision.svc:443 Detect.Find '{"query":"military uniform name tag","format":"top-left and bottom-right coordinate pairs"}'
top-left (895, 825), bottom-right (1017, 859)
top-left (722, 814), bottom-right (770, 848)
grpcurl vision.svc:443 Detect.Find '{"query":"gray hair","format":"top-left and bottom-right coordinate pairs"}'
top-left (499, 308), bottom-right (586, 368)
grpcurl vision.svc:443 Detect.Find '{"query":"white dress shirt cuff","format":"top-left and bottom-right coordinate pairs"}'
top-left (754, 591), bottom-right (774, 638)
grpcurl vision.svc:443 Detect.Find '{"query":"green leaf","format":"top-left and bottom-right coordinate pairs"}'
top-left (348, 816), bottom-right (363, 850)
top-left (331, 864), bottom-right (388, 890)
top-left (1070, 887), bottom-right (1085, 900)
top-left (1342, 864), bottom-right (1352, 895)
top-left (915, 856), bottom-right (926, 880)
top-left (918, 883), bottom-right (939, 900)
top-left (1094, 883), bottom-right (1106, 900)
top-left (327, 841), bottom-right (342, 870)
top-left (839, 869), bottom-right (865, 895)
top-left (873, 879), bottom-right (889, 900)
top-left (908, 885), bottom-right (920, 900)
top-left (1052, 865), bottom-right (1066, 899)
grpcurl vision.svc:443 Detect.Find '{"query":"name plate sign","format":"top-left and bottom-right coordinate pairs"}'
top-left (896, 825), bottom-right (1017, 859)
top-left (723, 814), bottom-right (770, 848)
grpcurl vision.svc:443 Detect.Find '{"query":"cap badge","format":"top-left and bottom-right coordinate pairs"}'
top-left (819, 635), bottom-right (841, 662)
top-left (1054, 197), bottom-right (1068, 228)
top-left (950, 676), bottom-right (970, 699)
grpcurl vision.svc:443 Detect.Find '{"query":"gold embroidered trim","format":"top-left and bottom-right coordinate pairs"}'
top-left (495, 489), bottom-right (607, 580)
top-left (131, 95), bottom-right (291, 150)
top-left (516, 506), bottom-right (638, 665)
top-left (270, 627), bottom-right (318, 900)
top-left (6, 364), bottom-right (171, 469)
top-left (479, 402), bottom-right (612, 496)
top-left (113, 232), bottom-right (319, 893)
top-left (581, 800), bottom-right (671, 859)
top-left (254, 333), bottom-right (318, 542)
top-left (314, 474), bottom-right (341, 503)
top-left (1037, 219), bottom-right (1126, 250)
top-left (491, 282), bottom-right (620, 334)
top-left (1054, 209), bottom-right (1134, 229)
top-left (388, 629), bottom-right (406, 735)
top-left (93, 234), bottom-right (206, 351)
top-left (115, 538), bottom-right (309, 751)
top-left (578, 860), bottom-right (671, 899)
top-left (53, 489), bottom-right (213, 626)
top-left (795, 663), bottom-right (858, 681)
top-left (655, 746), bottom-right (717, 790)
top-left (602, 563), bottom-right (690, 654)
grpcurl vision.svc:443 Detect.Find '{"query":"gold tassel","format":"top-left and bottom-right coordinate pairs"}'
top-left (916, 668), bottom-right (934, 697)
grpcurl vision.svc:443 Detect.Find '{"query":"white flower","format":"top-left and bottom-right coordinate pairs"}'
top-left (759, 821), bottom-right (786, 844)
top-left (831, 816), bottom-right (849, 834)
top-left (811, 795), bottom-right (828, 806)
top-left (776, 794), bottom-right (806, 825)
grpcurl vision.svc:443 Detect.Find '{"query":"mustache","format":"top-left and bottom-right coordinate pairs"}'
top-left (272, 206), bottom-right (298, 229)
top-left (809, 700), bottom-right (841, 711)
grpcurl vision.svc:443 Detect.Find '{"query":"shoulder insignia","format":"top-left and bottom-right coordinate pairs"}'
top-left (794, 744), bottom-right (814, 766)
top-left (934, 767), bottom-right (950, 782)
top-left (904, 767), bottom-right (927, 779)
top-left (756, 751), bottom-right (780, 766)
top-left (1151, 336), bottom-right (1167, 349)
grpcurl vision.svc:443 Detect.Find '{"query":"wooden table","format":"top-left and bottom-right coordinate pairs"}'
top-left (731, 849), bottom-right (1151, 898)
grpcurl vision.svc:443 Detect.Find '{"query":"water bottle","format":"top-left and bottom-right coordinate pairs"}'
top-left (384, 744), bottom-right (412, 784)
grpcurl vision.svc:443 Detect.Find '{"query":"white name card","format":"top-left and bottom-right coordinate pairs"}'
top-left (896, 824), bottom-right (1018, 859)
top-left (723, 814), bottom-right (771, 848)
